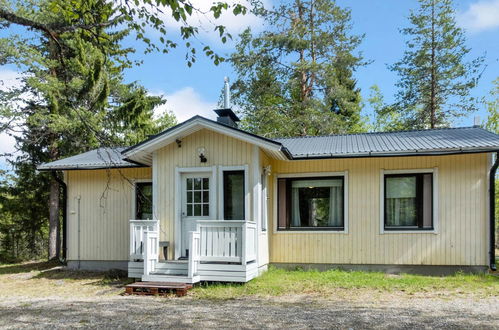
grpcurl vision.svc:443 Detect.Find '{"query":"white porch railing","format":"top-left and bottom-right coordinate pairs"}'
top-left (129, 220), bottom-right (159, 261)
top-left (188, 231), bottom-right (200, 278)
top-left (143, 229), bottom-right (159, 276)
top-left (196, 220), bottom-right (257, 264)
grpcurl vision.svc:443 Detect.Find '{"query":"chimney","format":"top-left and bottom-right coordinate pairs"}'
top-left (223, 76), bottom-right (231, 109)
top-left (214, 77), bottom-right (240, 128)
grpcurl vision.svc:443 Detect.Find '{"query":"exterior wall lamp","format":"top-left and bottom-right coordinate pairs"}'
top-left (198, 147), bottom-right (207, 163)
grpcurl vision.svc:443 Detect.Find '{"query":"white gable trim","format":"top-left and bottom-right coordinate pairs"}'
top-left (122, 117), bottom-right (288, 165)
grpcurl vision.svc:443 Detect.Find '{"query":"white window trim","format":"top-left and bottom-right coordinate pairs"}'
top-left (131, 179), bottom-right (153, 220)
top-left (273, 171), bottom-right (349, 234)
top-left (379, 168), bottom-right (439, 234)
top-left (218, 165), bottom-right (250, 221)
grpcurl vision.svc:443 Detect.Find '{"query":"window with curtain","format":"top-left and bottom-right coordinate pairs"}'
top-left (135, 182), bottom-right (153, 219)
top-left (384, 173), bottom-right (433, 230)
top-left (278, 177), bottom-right (344, 230)
top-left (223, 170), bottom-right (245, 220)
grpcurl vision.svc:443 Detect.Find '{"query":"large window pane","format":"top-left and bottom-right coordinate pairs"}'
top-left (223, 171), bottom-right (245, 220)
top-left (278, 177), bottom-right (344, 230)
top-left (385, 176), bottom-right (417, 227)
top-left (384, 173), bottom-right (433, 230)
top-left (136, 182), bottom-right (153, 219)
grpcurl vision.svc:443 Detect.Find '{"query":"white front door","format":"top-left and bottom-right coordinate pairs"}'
top-left (180, 172), bottom-right (213, 257)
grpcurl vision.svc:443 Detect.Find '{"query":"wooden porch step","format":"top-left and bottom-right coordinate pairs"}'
top-left (125, 281), bottom-right (193, 297)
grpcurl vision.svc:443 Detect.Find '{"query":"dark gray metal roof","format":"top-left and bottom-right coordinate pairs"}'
top-left (276, 127), bottom-right (499, 159)
top-left (37, 147), bottom-right (142, 170)
top-left (38, 126), bottom-right (499, 170)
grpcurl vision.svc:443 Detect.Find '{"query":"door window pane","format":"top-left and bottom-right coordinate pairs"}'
top-left (223, 171), bottom-right (245, 220)
top-left (185, 176), bottom-right (209, 217)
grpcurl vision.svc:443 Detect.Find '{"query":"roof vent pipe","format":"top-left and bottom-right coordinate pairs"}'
top-left (223, 76), bottom-right (231, 109)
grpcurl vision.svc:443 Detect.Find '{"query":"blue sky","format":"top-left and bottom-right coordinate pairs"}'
top-left (118, 0), bottom-right (499, 125)
top-left (1, 0), bottom-right (499, 165)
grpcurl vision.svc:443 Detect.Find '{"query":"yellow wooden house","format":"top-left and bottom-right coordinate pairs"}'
top-left (39, 108), bottom-right (499, 283)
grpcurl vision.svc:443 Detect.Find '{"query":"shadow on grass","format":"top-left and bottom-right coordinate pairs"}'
top-left (0, 260), bottom-right (61, 275)
top-left (33, 267), bottom-right (134, 287)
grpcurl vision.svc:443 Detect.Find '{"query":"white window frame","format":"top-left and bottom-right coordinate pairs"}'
top-left (273, 171), bottom-right (349, 234)
top-left (261, 172), bottom-right (268, 232)
top-left (131, 179), bottom-right (153, 220)
top-left (380, 168), bottom-right (439, 234)
top-left (218, 165), bottom-right (250, 221)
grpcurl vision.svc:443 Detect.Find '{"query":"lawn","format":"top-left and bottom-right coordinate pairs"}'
top-left (193, 266), bottom-right (499, 299)
top-left (1, 261), bottom-right (497, 300)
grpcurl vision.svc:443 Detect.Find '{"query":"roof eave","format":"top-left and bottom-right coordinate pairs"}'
top-left (290, 147), bottom-right (499, 160)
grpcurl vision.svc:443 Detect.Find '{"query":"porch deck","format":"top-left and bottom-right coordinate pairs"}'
top-left (128, 219), bottom-right (259, 283)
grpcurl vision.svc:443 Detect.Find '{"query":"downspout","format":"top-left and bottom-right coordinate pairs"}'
top-left (52, 171), bottom-right (67, 261)
top-left (489, 152), bottom-right (499, 271)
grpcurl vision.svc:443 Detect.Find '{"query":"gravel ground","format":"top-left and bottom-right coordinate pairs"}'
top-left (0, 295), bottom-right (497, 329)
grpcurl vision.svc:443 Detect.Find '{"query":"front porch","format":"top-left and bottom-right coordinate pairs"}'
top-left (128, 219), bottom-right (258, 283)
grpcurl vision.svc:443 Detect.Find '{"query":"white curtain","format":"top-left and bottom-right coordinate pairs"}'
top-left (385, 176), bottom-right (416, 226)
top-left (328, 186), bottom-right (343, 226)
top-left (291, 188), bottom-right (301, 226)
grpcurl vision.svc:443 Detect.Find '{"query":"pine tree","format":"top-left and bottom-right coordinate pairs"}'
top-left (0, 0), bottom-right (177, 261)
top-left (389, 0), bottom-right (484, 129)
top-left (230, 0), bottom-right (367, 137)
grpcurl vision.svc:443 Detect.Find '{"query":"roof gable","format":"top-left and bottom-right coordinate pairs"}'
top-left (122, 116), bottom-right (291, 165)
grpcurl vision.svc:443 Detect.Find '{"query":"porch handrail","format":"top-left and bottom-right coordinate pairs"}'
top-left (129, 219), bottom-right (159, 261)
top-left (187, 231), bottom-right (200, 278)
top-left (143, 230), bottom-right (159, 276)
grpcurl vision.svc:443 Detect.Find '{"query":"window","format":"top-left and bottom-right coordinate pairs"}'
top-left (223, 171), bottom-right (245, 220)
top-left (261, 173), bottom-right (268, 232)
top-left (135, 182), bottom-right (153, 219)
top-left (384, 173), bottom-right (433, 230)
top-left (278, 177), bottom-right (344, 230)
top-left (186, 177), bottom-right (210, 217)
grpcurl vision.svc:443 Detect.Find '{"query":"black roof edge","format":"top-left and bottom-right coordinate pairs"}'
top-left (37, 164), bottom-right (146, 171)
top-left (122, 115), bottom-right (284, 155)
top-left (274, 125), bottom-right (498, 140)
top-left (290, 148), bottom-right (499, 160)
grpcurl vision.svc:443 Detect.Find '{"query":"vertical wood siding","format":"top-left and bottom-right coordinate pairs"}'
top-left (155, 129), bottom-right (254, 259)
top-left (268, 153), bottom-right (489, 266)
top-left (66, 168), bottom-right (151, 261)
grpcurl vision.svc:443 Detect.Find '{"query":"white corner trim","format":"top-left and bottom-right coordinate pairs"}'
top-left (273, 171), bottom-right (349, 234)
top-left (379, 167), bottom-right (439, 234)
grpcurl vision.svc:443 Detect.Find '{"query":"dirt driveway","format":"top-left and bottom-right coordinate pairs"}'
top-left (0, 294), bottom-right (497, 329)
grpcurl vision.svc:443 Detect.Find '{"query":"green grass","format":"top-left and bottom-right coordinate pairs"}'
top-left (192, 267), bottom-right (499, 299)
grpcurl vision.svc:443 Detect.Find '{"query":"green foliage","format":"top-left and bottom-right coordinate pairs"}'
top-left (229, 0), bottom-right (368, 137)
top-left (485, 78), bottom-right (499, 134)
top-left (367, 85), bottom-right (405, 132)
top-left (0, 0), bottom-right (179, 262)
top-left (389, 0), bottom-right (484, 129)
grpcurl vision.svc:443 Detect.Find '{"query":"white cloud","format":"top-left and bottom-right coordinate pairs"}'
top-left (157, 0), bottom-right (269, 46)
top-left (153, 87), bottom-right (217, 122)
top-left (458, 0), bottom-right (499, 33)
top-left (0, 68), bottom-right (24, 91)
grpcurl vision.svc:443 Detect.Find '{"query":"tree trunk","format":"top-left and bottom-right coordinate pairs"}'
top-left (48, 177), bottom-right (60, 260)
top-left (430, 0), bottom-right (437, 128)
